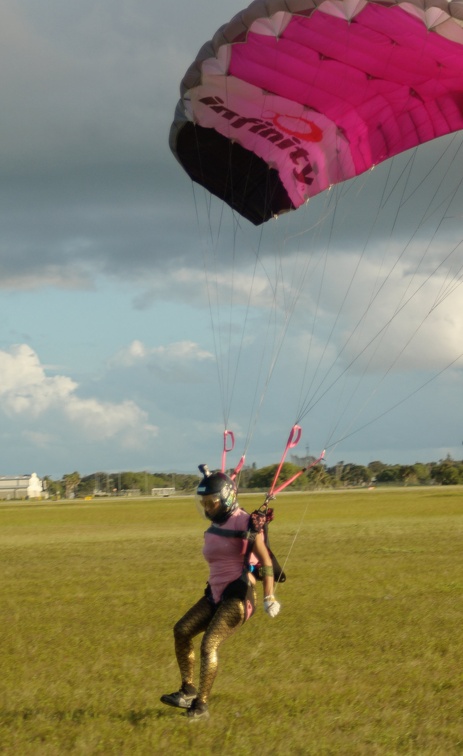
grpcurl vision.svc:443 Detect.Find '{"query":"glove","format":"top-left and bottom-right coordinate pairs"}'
top-left (264, 595), bottom-right (281, 618)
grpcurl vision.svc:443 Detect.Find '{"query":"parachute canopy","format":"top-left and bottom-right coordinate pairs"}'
top-left (170, 0), bottom-right (463, 225)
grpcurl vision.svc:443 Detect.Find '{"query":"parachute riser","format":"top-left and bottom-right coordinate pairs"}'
top-left (221, 429), bottom-right (245, 480)
top-left (263, 424), bottom-right (325, 507)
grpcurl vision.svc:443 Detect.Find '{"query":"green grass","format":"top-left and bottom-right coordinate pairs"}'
top-left (1, 489), bottom-right (463, 754)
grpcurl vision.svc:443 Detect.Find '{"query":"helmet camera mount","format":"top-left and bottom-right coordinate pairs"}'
top-left (198, 463), bottom-right (211, 478)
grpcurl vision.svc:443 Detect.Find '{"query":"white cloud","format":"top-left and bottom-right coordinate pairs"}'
top-left (0, 265), bottom-right (93, 292)
top-left (0, 344), bottom-right (158, 443)
top-left (330, 252), bottom-right (463, 374)
top-left (0, 344), bottom-right (76, 414)
top-left (64, 395), bottom-right (157, 444)
top-left (266, 240), bottom-right (463, 376)
top-left (112, 339), bottom-right (214, 367)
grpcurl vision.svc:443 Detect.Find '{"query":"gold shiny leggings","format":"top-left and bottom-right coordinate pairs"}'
top-left (173, 595), bottom-right (246, 704)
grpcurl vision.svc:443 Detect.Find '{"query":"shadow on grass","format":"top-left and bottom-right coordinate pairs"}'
top-left (0, 706), bottom-right (170, 727)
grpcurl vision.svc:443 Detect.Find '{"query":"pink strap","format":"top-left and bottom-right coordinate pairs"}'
top-left (231, 454), bottom-right (246, 480)
top-left (268, 425), bottom-right (302, 496)
top-left (221, 429), bottom-right (246, 479)
top-left (221, 430), bottom-right (235, 472)
top-left (271, 449), bottom-right (325, 496)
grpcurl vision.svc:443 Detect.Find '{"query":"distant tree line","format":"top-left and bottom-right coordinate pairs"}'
top-left (43, 456), bottom-right (463, 499)
top-left (243, 456), bottom-right (463, 490)
top-left (43, 471), bottom-right (196, 499)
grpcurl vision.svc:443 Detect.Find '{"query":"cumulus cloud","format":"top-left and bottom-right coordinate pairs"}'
top-left (112, 339), bottom-right (214, 367)
top-left (0, 344), bottom-right (77, 415)
top-left (328, 250), bottom-right (463, 374)
top-left (131, 261), bottom-right (294, 314)
top-left (0, 264), bottom-right (93, 292)
top-left (0, 344), bottom-right (158, 443)
top-left (264, 235), bottom-right (463, 375)
top-left (64, 395), bottom-right (157, 445)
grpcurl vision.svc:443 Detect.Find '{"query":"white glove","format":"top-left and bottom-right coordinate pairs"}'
top-left (264, 595), bottom-right (281, 618)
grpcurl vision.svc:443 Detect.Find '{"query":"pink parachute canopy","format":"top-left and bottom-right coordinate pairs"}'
top-left (170, 0), bottom-right (463, 225)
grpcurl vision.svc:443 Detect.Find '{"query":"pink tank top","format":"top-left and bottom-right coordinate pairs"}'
top-left (203, 507), bottom-right (258, 603)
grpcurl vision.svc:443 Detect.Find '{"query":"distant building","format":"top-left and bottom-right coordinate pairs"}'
top-left (151, 487), bottom-right (175, 497)
top-left (0, 473), bottom-right (47, 500)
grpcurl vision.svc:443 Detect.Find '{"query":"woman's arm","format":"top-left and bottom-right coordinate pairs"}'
top-left (252, 532), bottom-right (280, 617)
top-left (252, 531), bottom-right (274, 597)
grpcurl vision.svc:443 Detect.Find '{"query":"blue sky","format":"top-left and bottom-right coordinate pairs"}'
top-left (1, 0), bottom-right (463, 479)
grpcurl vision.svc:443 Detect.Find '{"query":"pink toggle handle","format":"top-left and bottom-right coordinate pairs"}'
top-left (287, 424), bottom-right (302, 449)
top-left (221, 429), bottom-right (235, 472)
top-left (223, 429), bottom-right (235, 452)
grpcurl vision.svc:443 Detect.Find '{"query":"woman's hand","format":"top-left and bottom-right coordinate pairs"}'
top-left (264, 595), bottom-right (281, 617)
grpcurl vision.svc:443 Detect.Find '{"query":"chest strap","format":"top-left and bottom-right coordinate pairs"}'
top-left (206, 524), bottom-right (249, 539)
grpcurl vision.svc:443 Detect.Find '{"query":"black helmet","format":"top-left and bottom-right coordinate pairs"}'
top-left (197, 464), bottom-right (238, 523)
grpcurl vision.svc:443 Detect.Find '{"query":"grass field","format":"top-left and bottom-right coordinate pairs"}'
top-left (1, 488), bottom-right (463, 755)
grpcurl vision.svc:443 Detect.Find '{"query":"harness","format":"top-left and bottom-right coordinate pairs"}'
top-left (206, 507), bottom-right (286, 583)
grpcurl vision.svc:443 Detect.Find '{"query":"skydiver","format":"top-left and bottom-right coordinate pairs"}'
top-left (160, 465), bottom-right (281, 721)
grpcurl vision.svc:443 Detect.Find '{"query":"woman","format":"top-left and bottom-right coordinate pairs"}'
top-left (160, 465), bottom-right (281, 721)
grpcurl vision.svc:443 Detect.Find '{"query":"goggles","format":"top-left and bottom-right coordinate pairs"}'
top-left (199, 494), bottom-right (221, 508)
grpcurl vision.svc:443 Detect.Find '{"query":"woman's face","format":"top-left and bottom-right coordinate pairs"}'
top-left (200, 494), bottom-right (221, 519)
